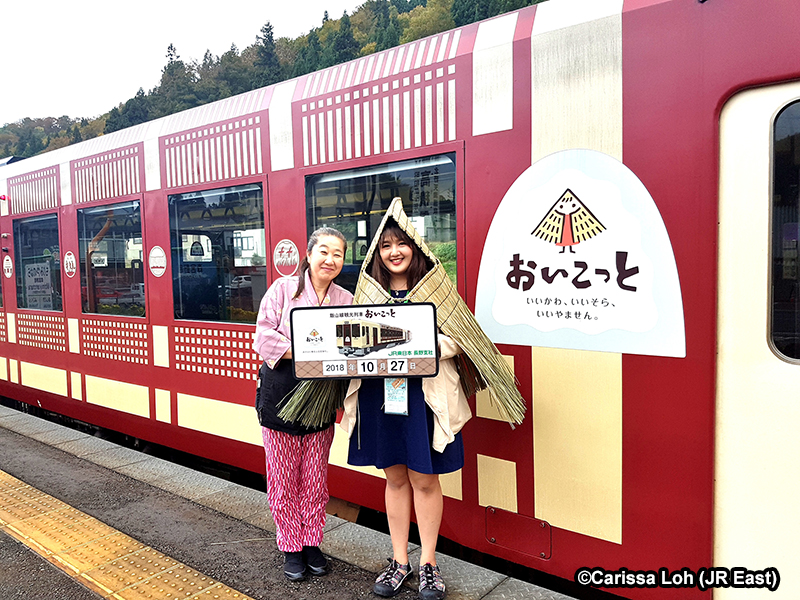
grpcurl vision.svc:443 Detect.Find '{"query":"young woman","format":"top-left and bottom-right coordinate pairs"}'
top-left (253, 227), bottom-right (353, 581)
top-left (341, 219), bottom-right (472, 600)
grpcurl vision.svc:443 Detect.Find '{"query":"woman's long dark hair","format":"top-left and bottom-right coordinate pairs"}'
top-left (369, 220), bottom-right (432, 292)
top-left (293, 227), bottom-right (348, 299)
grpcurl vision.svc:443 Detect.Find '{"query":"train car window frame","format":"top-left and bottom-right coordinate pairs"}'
top-left (770, 99), bottom-right (800, 361)
top-left (13, 213), bottom-right (63, 312)
top-left (305, 153), bottom-right (458, 293)
top-left (77, 200), bottom-right (146, 317)
top-left (169, 182), bottom-right (267, 323)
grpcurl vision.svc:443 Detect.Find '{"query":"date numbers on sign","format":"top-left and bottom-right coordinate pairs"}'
top-left (322, 361), bottom-right (347, 374)
top-left (349, 359), bottom-right (411, 376)
top-left (387, 359), bottom-right (408, 374)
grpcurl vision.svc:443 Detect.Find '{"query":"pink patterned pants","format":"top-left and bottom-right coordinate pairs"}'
top-left (261, 426), bottom-right (335, 552)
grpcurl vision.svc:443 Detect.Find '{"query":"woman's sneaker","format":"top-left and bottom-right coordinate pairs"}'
top-left (374, 558), bottom-right (412, 597)
top-left (418, 563), bottom-right (446, 600)
top-left (303, 545), bottom-right (329, 576)
top-left (283, 551), bottom-right (306, 581)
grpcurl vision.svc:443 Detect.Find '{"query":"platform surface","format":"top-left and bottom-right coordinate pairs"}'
top-left (0, 403), bottom-right (582, 600)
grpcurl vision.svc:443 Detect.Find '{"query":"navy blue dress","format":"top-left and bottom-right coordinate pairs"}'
top-left (347, 292), bottom-right (464, 475)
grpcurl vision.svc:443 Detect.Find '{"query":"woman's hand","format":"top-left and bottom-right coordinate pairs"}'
top-left (282, 348), bottom-right (293, 360)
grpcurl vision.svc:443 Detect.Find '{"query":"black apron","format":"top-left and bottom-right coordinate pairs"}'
top-left (256, 360), bottom-right (334, 435)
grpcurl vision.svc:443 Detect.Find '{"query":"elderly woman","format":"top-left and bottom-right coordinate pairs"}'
top-left (253, 227), bottom-right (353, 582)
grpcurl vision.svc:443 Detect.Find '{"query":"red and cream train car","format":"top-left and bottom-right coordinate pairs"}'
top-left (1, 0), bottom-right (798, 597)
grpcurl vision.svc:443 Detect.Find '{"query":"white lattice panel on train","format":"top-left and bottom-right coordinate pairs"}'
top-left (73, 145), bottom-right (142, 203)
top-left (301, 66), bottom-right (457, 166)
top-left (163, 117), bottom-right (263, 189)
top-left (7, 167), bottom-right (60, 214)
top-left (17, 313), bottom-right (66, 351)
top-left (301, 31), bottom-right (460, 100)
top-left (174, 326), bottom-right (259, 380)
top-left (81, 319), bottom-right (149, 364)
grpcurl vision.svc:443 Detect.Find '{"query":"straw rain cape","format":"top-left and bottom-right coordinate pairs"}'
top-left (279, 198), bottom-right (526, 428)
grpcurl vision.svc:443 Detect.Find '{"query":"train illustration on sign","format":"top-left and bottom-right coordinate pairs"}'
top-left (336, 319), bottom-right (412, 357)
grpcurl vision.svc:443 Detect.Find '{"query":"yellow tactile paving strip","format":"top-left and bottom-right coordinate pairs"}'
top-left (0, 469), bottom-right (255, 600)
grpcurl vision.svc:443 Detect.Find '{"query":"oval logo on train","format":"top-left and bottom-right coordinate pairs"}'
top-left (273, 239), bottom-right (299, 277)
top-left (148, 246), bottom-right (167, 278)
top-left (63, 251), bottom-right (77, 278)
top-left (475, 149), bottom-right (685, 358)
top-left (2, 255), bottom-right (12, 279)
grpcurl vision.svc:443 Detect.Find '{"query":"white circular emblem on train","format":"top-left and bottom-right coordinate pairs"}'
top-left (63, 251), bottom-right (77, 278)
top-left (2, 255), bottom-right (12, 279)
top-left (273, 239), bottom-right (299, 277)
top-left (148, 246), bottom-right (167, 278)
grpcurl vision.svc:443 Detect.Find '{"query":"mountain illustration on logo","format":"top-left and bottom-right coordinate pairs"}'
top-left (532, 189), bottom-right (606, 253)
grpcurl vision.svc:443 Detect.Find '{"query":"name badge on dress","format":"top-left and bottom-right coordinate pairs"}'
top-left (383, 378), bottom-right (409, 415)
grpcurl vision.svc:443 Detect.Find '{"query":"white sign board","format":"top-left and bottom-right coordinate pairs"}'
top-left (475, 149), bottom-right (685, 358)
top-left (290, 303), bottom-right (439, 379)
top-left (25, 262), bottom-right (53, 310)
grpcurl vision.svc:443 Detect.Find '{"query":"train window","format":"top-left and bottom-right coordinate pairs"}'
top-left (169, 183), bottom-right (266, 323)
top-left (772, 101), bottom-right (800, 359)
top-left (306, 153), bottom-right (457, 292)
top-left (77, 201), bottom-right (145, 316)
top-left (13, 214), bottom-right (62, 311)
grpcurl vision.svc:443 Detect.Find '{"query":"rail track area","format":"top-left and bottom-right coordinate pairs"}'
top-left (0, 404), bottom-right (582, 600)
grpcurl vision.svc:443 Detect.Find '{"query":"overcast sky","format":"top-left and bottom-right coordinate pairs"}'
top-left (1, 0), bottom-right (364, 127)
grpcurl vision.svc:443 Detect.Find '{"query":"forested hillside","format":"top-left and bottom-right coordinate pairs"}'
top-left (0, 0), bottom-right (543, 160)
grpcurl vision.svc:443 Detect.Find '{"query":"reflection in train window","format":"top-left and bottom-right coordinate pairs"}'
top-left (169, 183), bottom-right (266, 323)
top-left (772, 101), bottom-right (800, 359)
top-left (13, 213), bottom-right (62, 311)
top-left (77, 201), bottom-right (145, 317)
top-left (306, 153), bottom-right (457, 293)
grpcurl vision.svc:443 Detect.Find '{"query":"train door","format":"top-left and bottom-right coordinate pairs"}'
top-left (0, 197), bottom-right (11, 361)
top-left (343, 323), bottom-right (352, 349)
top-left (716, 81), bottom-right (800, 598)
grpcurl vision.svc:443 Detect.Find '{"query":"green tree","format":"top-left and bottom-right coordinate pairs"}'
top-left (216, 44), bottom-right (255, 96)
top-left (252, 21), bottom-right (282, 88)
top-left (69, 124), bottom-right (82, 143)
top-left (193, 51), bottom-right (227, 104)
top-left (293, 30), bottom-right (323, 77)
top-left (329, 12), bottom-right (360, 65)
top-left (392, 0), bottom-right (426, 12)
top-left (105, 89), bottom-right (153, 134)
top-left (17, 125), bottom-right (45, 157)
top-left (125, 89), bottom-right (151, 126)
top-left (452, 0), bottom-right (541, 27)
top-left (452, 0), bottom-right (481, 26)
top-left (275, 36), bottom-right (301, 70)
top-left (400, 0), bottom-right (455, 43)
top-left (366, 0), bottom-right (402, 51)
top-left (377, 15), bottom-right (401, 50)
top-left (150, 44), bottom-right (199, 118)
top-left (104, 107), bottom-right (125, 133)
top-left (45, 135), bottom-right (71, 153)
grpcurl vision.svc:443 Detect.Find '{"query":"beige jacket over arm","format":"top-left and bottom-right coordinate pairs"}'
top-left (339, 334), bottom-right (472, 453)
